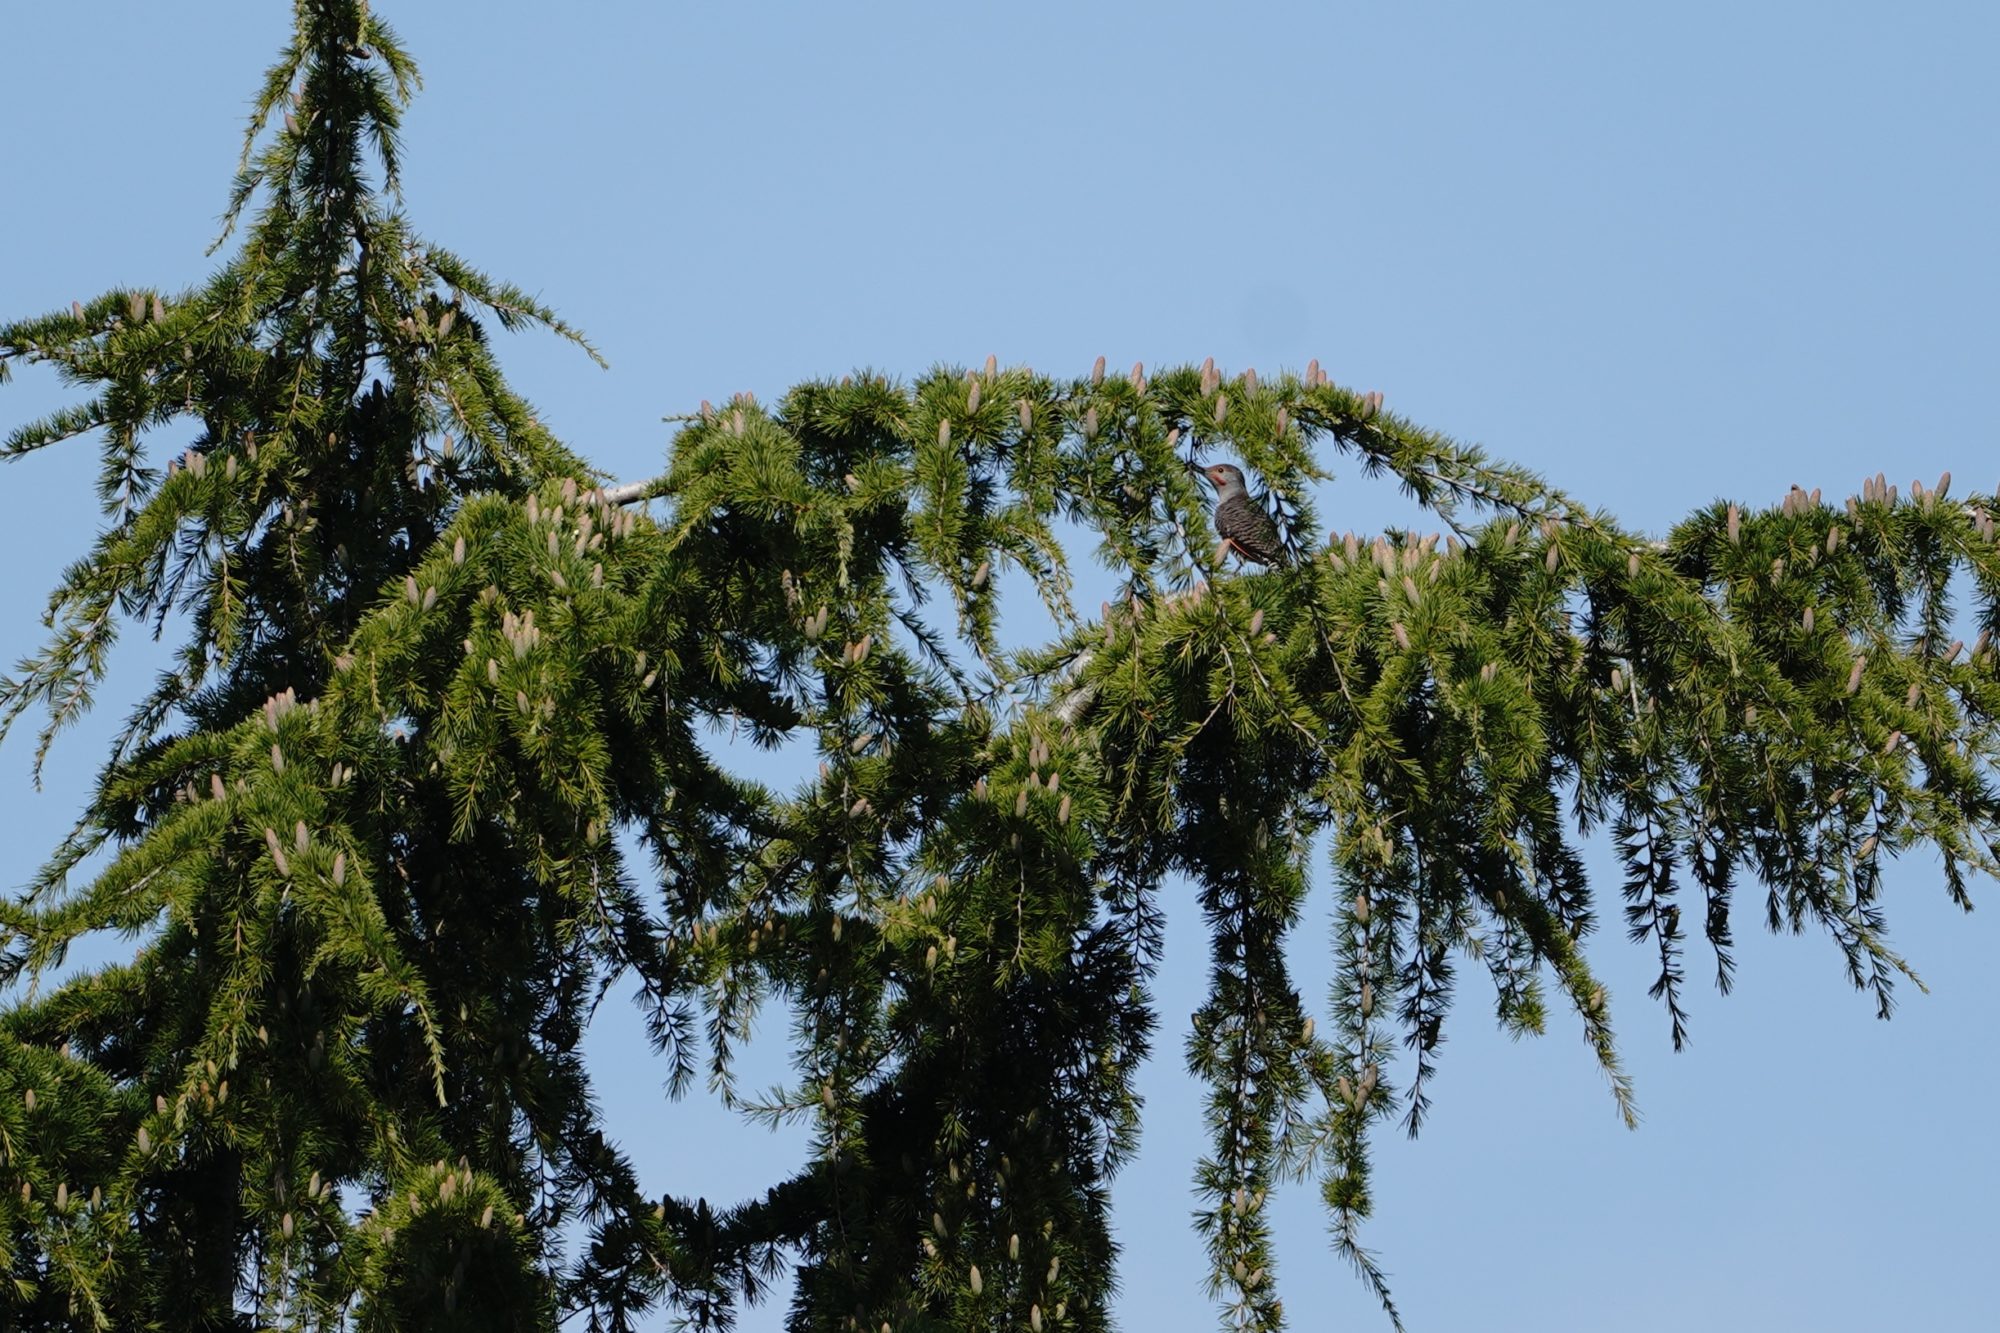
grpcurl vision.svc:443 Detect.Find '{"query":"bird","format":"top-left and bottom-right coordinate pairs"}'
top-left (1195, 462), bottom-right (1288, 567)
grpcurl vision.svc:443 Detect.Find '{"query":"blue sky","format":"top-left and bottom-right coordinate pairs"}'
top-left (3, 3), bottom-right (1996, 1328)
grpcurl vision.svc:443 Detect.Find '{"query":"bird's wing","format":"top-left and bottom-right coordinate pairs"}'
top-left (1216, 494), bottom-right (1286, 565)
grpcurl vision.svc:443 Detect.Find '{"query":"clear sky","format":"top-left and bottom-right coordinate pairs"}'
top-left (3, 3), bottom-right (1997, 1329)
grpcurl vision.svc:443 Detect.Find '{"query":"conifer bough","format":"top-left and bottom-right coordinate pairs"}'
top-left (3, 4), bottom-right (1995, 1330)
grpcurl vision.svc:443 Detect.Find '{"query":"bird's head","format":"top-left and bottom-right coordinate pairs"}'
top-left (1196, 462), bottom-right (1250, 499)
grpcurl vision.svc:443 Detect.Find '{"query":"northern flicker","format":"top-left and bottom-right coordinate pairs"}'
top-left (1197, 463), bottom-right (1287, 566)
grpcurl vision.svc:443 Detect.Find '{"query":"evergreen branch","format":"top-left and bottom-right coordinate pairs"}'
top-left (426, 247), bottom-right (607, 368)
top-left (8, 12), bottom-right (2000, 1320)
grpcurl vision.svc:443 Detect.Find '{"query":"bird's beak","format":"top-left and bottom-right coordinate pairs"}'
top-left (1186, 460), bottom-right (1209, 483)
